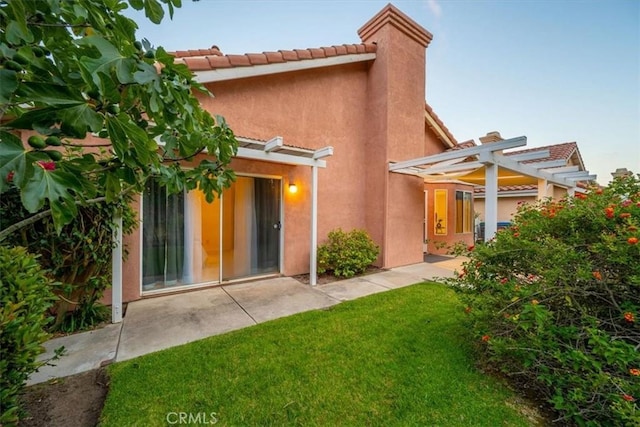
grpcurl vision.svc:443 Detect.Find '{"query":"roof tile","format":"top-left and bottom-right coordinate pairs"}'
top-left (333, 45), bottom-right (348, 55)
top-left (309, 48), bottom-right (326, 59)
top-left (227, 54), bottom-right (252, 67)
top-left (294, 49), bottom-right (313, 60)
top-left (322, 46), bottom-right (338, 57)
top-left (246, 53), bottom-right (268, 65)
top-left (183, 57), bottom-right (212, 71)
top-left (279, 50), bottom-right (299, 61)
top-left (263, 51), bottom-right (286, 63)
top-left (168, 43), bottom-right (377, 72)
top-left (207, 55), bottom-right (232, 68)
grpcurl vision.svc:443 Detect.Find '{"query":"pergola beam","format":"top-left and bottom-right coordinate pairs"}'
top-left (389, 136), bottom-right (527, 171)
top-left (507, 150), bottom-right (550, 162)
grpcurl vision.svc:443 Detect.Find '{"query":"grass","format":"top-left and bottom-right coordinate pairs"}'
top-left (101, 283), bottom-right (544, 426)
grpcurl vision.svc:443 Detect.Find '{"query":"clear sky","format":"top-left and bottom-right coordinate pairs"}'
top-left (125, 0), bottom-right (640, 185)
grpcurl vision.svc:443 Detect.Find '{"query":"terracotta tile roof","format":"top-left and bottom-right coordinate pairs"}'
top-left (506, 142), bottom-right (580, 165)
top-left (474, 184), bottom-right (537, 194)
top-left (171, 43), bottom-right (377, 71)
top-left (447, 139), bottom-right (477, 151)
top-left (425, 102), bottom-right (458, 146)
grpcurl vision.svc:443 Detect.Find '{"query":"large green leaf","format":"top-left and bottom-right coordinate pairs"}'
top-left (20, 165), bottom-right (83, 215)
top-left (57, 103), bottom-right (104, 137)
top-left (0, 131), bottom-right (26, 193)
top-left (77, 36), bottom-right (136, 85)
top-left (17, 82), bottom-right (84, 106)
top-left (144, 0), bottom-right (165, 24)
top-left (0, 70), bottom-right (19, 105)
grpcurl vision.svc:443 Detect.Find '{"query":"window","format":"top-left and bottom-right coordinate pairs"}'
top-left (455, 191), bottom-right (473, 233)
top-left (434, 189), bottom-right (447, 235)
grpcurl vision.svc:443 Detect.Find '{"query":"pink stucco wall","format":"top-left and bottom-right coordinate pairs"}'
top-left (108, 4), bottom-right (453, 301)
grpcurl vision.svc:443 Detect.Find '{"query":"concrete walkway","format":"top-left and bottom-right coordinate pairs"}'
top-left (28, 257), bottom-right (464, 385)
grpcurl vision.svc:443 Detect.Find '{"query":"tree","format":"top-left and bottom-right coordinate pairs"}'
top-left (0, 0), bottom-right (238, 235)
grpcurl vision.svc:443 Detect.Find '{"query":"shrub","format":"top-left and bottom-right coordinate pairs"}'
top-left (447, 174), bottom-right (640, 426)
top-left (0, 186), bottom-right (136, 332)
top-left (317, 228), bottom-right (379, 278)
top-left (0, 246), bottom-right (56, 425)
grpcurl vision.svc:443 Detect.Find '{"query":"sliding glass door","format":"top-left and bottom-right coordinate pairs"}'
top-left (142, 176), bottom-right (281, 292)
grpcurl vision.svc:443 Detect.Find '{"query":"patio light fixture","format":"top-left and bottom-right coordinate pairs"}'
top-left (289, 183), bottom-right (298, 194)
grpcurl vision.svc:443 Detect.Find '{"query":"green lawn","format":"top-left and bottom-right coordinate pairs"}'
top-left (101, 283), bottom-right (544, 426)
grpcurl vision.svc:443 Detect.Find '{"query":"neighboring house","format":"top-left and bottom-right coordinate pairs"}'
top-left (105, 4), bottom-right (476, 302)
top-left (474, 133), bottom-right (590, 223)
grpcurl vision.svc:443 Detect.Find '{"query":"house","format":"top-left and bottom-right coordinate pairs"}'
top-left (107, 4), bottom-right (476, 304)
top-left (473, 132), bottom-right (591, 224)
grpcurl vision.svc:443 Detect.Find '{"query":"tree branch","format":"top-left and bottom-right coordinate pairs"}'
top-left (0, 196), bottom-right (106, 242)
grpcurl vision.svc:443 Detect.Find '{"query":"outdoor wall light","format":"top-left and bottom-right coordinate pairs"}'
top-left (289, 183), bottom-right (298, 194)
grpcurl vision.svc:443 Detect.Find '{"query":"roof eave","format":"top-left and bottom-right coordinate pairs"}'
top-left (193, 53), bottom-right (376, 83)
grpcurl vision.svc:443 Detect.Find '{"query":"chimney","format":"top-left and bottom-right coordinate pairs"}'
top-left (479, 131), bottom-right (503, 144)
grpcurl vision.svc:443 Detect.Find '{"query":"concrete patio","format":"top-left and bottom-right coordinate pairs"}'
top-left (28, 257), bottom-right (464, 385)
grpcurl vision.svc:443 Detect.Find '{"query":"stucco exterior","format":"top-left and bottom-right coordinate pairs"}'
top-left (106, 4), bottom-right (474, 302)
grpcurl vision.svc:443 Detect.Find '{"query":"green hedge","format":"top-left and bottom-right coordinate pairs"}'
top-left (0, 246), bottom-right (55, 425)
top-left (447, 174), bottom-right (640, 426)
top-left (318, 229), bottom-right (379, 278)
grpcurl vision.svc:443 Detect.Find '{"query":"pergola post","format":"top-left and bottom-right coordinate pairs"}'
top-left (484, 162), bottom-right (498, 242)
top-left (111, 214), bottom-right (123, 323)
top-left (310, 165), bottom-right (318, 286)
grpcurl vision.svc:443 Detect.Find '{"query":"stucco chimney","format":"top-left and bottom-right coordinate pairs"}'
top-left (479, 131), bottom-right (503, 144)
top-left (358, 4), bottom-right (433, 48)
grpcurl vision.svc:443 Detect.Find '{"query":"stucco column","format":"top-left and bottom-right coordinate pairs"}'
top-left (537, 178), bottom-right (549, 200)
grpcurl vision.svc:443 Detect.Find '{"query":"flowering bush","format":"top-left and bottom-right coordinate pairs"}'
top-left (447, 173), bottom-right (640, 425)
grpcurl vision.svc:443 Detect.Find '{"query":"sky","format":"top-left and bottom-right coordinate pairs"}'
top-left (125, 0), bottom-right (640, 185)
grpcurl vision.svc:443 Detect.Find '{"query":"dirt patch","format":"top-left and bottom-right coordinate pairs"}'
top-left (292, 266), bottom-right (387, 285)
top-left (18, 368), bottom-right (108, 427)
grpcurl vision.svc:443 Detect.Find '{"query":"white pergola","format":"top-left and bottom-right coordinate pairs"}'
top-left (110, 136), bottom-right (333, 323)
top-left (389, 135), bottom-right (595, 242)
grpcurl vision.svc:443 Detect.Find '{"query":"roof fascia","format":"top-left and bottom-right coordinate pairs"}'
top-left (194, 53), bottom-right (376, 83)
top-left (425, 110), bottom-right (456, 148)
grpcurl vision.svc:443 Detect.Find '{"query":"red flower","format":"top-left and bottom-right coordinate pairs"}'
top-left (513, 232), bottom-right (520, 237)
top-left (624, 312), bottom-right (635, 323)
top-left (467, 245), bottom-right (475, 252)
top-left (630, 368), bottom-right (640, 376)
top-left (37, 161), bottom-right (56, 171)
top-left (595, 188), bottom-right (603, 195)
top-left (619, 212), bottom-right (631, 219)
top-left (464, 306), bottom-right (472, 314)
top-left (500, 277), bottom-right (508, 284)
top-left (629, 226), bottom-right (639, 232)
top-left (481, 335), bottom-right (490, 342)
top-left (592, 271), bottom-right (602, 280)
top-left (604, 207), bottom-right (615, 219)
top-left (622, 394), bottom-right (635, 402)
top-left (628, 237), bottom-right (639, 245)
top-left (5, 171), bottom-right (14, 182)
top-left (575, 192), bottom-right (587, 200)
top-left (621, 200), bottom-right (632, 208)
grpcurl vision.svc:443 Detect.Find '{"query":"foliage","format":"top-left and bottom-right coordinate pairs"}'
top-left (0, 180), bottom-right (136, 331)
top-left (0, 246), bottom-right (56, 425)
top-left (0, 0), bottom-right (237, 234)
top-left (446, 174), bottom-right (640, 426)
top-left (317, 228), bottom-right (379, 278)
